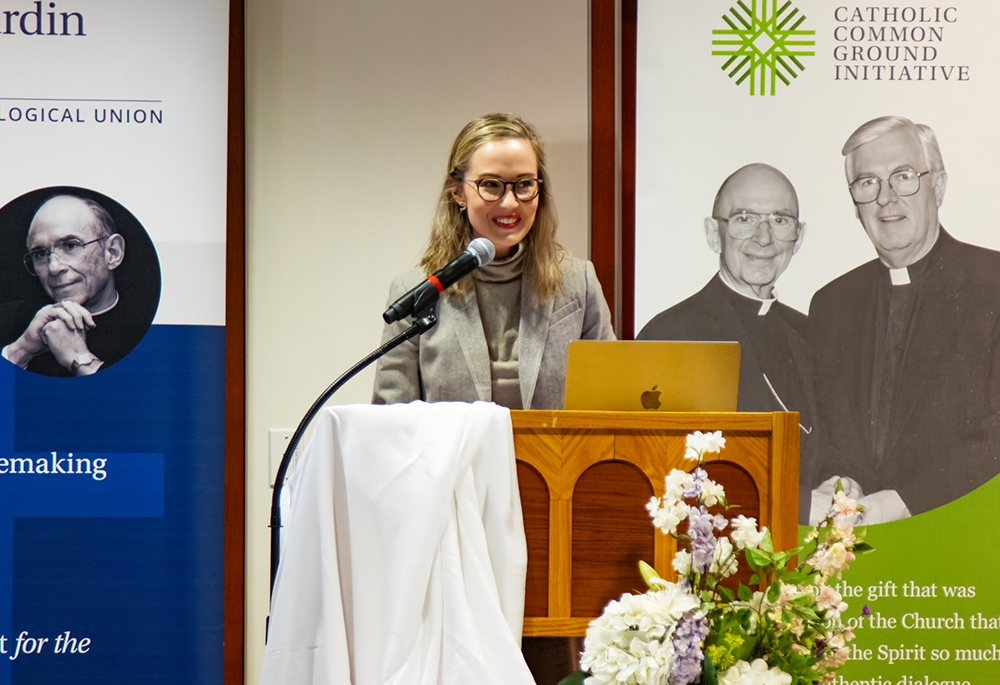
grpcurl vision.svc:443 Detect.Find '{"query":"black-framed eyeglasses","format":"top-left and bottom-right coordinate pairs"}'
top-left (849, 168), bottom-right (930, 204)
top-left (714, 212), bottom-right (801, 242)
top-left (23, 236), bottom-right (107, 276)
top-left (465, 177), bottom-right (542, 202)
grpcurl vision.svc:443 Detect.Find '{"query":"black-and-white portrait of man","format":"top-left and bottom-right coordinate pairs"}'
top-left (806, 116), bottom-right (1000, 521)
top-left (0, 188), bottom-right (160, 377)
top-left (637, 163), bottom-right (815, 440)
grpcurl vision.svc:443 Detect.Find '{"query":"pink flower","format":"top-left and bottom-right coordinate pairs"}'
top-left (817, 586), bottom-right (848, 618)
top-left (832, 491), bottom-right (859, 518)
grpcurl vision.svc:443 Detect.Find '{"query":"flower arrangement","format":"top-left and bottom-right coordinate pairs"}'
top-left (578, 431), bottom-right (870, 685)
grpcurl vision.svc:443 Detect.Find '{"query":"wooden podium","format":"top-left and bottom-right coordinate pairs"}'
top-left (510, 410), bottom-right (799, 637)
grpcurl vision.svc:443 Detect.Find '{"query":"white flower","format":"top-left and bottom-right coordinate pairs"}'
top-left (684, 430), bottom-right (726, 461)
top-left (641, 584), bottom-right (700, 626)
top-left (662, 469), bottom-right (693, 501)
top-left (710, 536), bottom-right (739, 578)
top-left (646, 496), bottom-right (661, 517)
top-left (718, 658), bottom-right (792, 685)
top-left (581, 587), bottom-right (697, 685)
top-left (700, 478), bottom-right (727, 507)
top-left (672, 549), bottom-right (692, 575)
top-left (730, 516), bottom-right (765, 549)
top-left (648, 477), bottom-right (692, 535)
top-left (650, 500), bottom-right (691, 536)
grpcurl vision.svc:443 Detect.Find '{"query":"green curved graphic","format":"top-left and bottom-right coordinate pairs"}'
top-left (712, 0), bottom-right (816, 95)
top-left (801, 473), bottom-right (1000, 682)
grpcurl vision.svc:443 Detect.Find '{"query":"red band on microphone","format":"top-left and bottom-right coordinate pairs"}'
top-left (427, 275), bottom-right (444, 293)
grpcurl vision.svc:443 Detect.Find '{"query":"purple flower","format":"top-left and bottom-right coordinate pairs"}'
top-left (670, 611), bottom-right (709, 685)
top-left (687, 506), bottom-right (717, 574)
top-left (685, 468), bottom-right (707, 498)
top-left (862, 605), bottom-right (871, 616)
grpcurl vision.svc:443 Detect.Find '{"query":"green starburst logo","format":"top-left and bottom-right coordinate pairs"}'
top-left (712, 0), bottom-right (815, 96)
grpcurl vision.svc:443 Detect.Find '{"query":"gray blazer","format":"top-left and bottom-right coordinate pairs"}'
top-left (372, 255), bottom-right (615, 410)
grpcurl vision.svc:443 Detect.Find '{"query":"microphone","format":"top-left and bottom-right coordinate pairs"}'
top-left (382, 237), bottom-right (496, 324)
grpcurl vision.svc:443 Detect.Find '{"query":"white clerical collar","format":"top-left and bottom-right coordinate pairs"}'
top-left (880, 228), bottom-right (940, 286)
top-left (718, 270), bottom-right (776, 316)
top-left (888, 267), bottom-right (910, 286)
top-left (89, 291), bottom-right (120, 317)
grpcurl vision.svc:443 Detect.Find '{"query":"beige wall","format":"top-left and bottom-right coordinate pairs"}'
top-left (245, 0), bottom-right (590, 679)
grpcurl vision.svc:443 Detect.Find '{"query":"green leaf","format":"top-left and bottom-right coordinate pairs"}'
top-left (700, 654), bottom-right (718, 685)
top-left (719, 586), bottom-right (735, 603)
top-left (767, 582), bottom-right (781, 603)
top-left (759, 529), bottom-right (774, 553)
top-left (853, 542), bottom-right (875, 553)
top-left (796, 607), bottom-right (821, 621)
top-left (781, 571), bottom-right (809, 585)
top-left (749, 573), bottom-right (760, 585)
top-left (738, 583), bottom-right (752, 601)
top-left (556, 671), bottom-right (589, 685)
top-left (746, 547), bottom-right (771, 567)
top-left (733, 634), bottom-right (758, 662)
top-left (773, 550), bottom-right (796, 569)
top-left (736, 608), bottom-right (753, 630)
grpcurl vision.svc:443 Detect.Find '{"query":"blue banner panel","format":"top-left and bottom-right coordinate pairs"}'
top-left (0, 324), bottom-right (223, 685)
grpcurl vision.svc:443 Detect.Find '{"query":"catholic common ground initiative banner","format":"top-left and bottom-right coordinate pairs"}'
top-left (0, 2), bottom-right (229, 683)
top-left (636, 2), bottom-right (1000, 684)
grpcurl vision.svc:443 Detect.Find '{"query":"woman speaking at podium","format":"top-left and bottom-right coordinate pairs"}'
top-left (373, 113), bottom-right (614, 409)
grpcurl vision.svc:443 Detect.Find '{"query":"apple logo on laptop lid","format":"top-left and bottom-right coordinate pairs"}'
top-left (640, 385), bottom-right (661, 410)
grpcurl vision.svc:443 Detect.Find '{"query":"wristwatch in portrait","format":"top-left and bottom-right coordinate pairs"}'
top-left (71, 353), bottom-right (101, 375)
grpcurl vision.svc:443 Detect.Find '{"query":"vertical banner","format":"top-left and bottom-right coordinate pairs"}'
top-left (636, 1), bottom-right (999, 683)
top-left (0, 1), bottom-right (229, 683)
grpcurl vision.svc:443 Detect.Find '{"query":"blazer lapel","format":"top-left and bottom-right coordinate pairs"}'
top-left (518, 269), bottom-right (553, 409)
top-left (449, 287), bottom-right (492, 402)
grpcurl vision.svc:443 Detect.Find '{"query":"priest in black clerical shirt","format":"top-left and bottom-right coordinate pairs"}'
top-left (808, 116), bottom-right (1000, 520)
top-left (638, 163), bottom-right (816, 491)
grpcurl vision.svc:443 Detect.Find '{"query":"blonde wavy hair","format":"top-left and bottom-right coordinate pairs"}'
top-left (420, 112), bottom-right (564, 300)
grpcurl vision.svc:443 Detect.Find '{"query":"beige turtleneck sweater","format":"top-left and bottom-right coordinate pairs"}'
top-left (474, 244), bottom-right (527, 409)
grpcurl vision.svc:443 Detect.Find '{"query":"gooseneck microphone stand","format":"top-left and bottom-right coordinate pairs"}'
top-left (267, 305), bottom-right (438, 604)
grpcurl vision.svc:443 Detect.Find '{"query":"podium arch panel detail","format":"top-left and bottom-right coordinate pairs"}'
top-left (571, 460), bottom-right (654, 617)
top-left (512, 410), bottom-right (798, 638)
top-left (516, 461), bottom-right (550, 618)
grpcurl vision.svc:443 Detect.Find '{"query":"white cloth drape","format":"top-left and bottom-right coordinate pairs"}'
top-left (809, 475), bottom-right (912, 525)
top-left (259, 401), bottom-right (535, 685)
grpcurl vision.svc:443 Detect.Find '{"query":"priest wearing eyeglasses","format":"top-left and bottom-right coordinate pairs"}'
top-left (1, 194), bottom-right (139, 377)
top-left (808, 116), bottom-right (1000, 519)
top-left (637, 163), bottom-right (816, 462)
